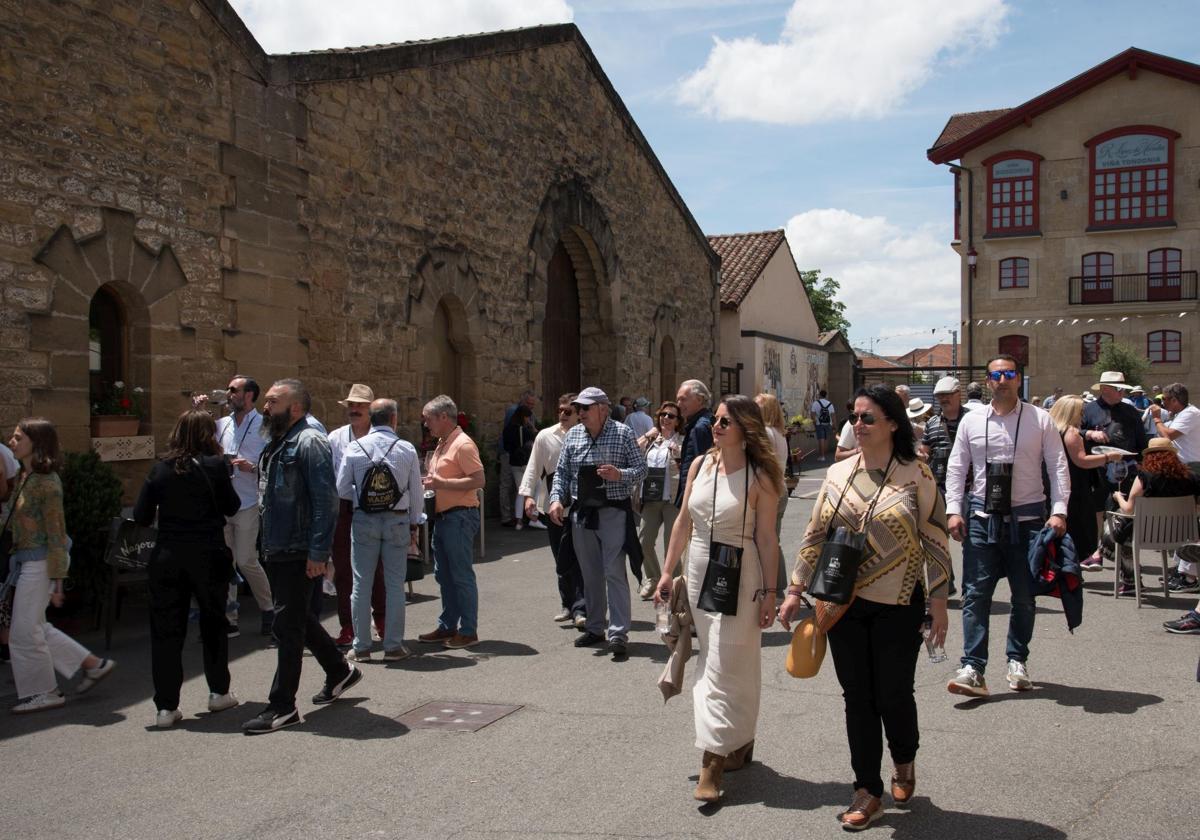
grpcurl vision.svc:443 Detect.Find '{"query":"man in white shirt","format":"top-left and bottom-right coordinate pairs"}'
top-left (335, 399), bottom-right (423, 661)
top-left (624, 397), bottom-right (655, 439)
top-left (810, 390), bottom-right (835, 461)
top-left (521, 393), bottom-right (585, 625)
top-left (215, 375), bottom-right (273, 637)
top-left (944, 354), bottom-right (1069, 699)
top-left (327, 384), bottom-right (385, 647)
top-left (1148, 383), bottom-right (1200, 469)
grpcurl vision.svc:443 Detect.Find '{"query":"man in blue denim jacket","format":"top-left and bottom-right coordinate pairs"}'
top-left (242, 379), bottom-right (362, 734)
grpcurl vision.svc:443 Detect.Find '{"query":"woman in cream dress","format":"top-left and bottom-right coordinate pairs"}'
top-left (656, 394), bottom-right (783, 804)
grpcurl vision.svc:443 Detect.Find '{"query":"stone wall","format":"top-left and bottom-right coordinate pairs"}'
top-left (0, 1), bottom-right (718, 499)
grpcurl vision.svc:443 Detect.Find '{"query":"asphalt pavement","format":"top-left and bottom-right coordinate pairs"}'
top-left (3, 465), bottom-right (1198, 839)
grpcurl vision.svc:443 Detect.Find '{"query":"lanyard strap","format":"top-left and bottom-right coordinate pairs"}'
top-left (232, 412), bottom-right (258, 458)
top-left (984, 401), bottom-right (1023, 464)
top-left (825, 452), bottom-right (896, 533)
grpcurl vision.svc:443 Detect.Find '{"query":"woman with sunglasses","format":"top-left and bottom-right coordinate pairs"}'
top-left (655, 395), bottom-right (782, 804)
top-left (634, 402), bottom-right (683, 600)
top-left (5, 418), bottom-right (116, 713)
top-left (779, 385), bottom-right (950, 830)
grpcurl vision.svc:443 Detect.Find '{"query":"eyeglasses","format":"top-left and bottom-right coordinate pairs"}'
top-left (987, 369), bottom-right (1019, 382)
top-left (574, 404), bottom-right (594, 413)
top-left (558, 407), bottom-right (574, 415)
top-left (847, 412), bottom-right (878, 426)
top-left (715, 416), bottom-right (734, 429)
top-left (226, 386), bottom-right (240, 392)
top-left (658, 412), bottom-right (678, 420)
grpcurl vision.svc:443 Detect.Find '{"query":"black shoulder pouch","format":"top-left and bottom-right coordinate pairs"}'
top-left (697, 460), bottom-right (750, 616)
top-left (808, 455), bottom-right (894, 605)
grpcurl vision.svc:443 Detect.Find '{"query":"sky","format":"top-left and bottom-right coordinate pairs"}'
top-left (230, 0), bottom-right (1200, 356)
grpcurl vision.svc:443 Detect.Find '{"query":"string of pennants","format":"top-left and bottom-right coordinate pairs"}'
top-left (974, 311), bottom-right (1193, 326)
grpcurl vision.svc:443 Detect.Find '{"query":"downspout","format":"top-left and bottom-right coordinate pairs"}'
top-left (946, 163), bottom-right (974, 371)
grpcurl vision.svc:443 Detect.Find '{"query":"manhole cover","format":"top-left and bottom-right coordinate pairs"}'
top-left (396, 701), bottom-right (523, 732)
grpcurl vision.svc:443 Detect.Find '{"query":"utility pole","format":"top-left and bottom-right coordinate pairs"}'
top-left (951, 329), bottom-right (958, 369)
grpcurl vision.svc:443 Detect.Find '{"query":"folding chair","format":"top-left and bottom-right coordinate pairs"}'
top-left (1110, 495), bottom-right (1200, 607)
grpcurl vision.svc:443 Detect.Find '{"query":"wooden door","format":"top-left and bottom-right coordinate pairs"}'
top-left (543, 241), bottom-right (580, 413)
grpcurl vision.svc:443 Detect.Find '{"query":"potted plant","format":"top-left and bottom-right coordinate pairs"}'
top-left (90, 380), bottom-right (146, 437)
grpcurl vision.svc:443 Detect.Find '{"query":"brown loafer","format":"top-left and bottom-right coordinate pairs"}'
top-left (417, 628), bottom-right (456, 643)
top-left (891, 762), bottom-right (915, 804)
top-left (443, 633), bottom-right (479, 649)
top-left (839, 788), bottom-right (882, 831)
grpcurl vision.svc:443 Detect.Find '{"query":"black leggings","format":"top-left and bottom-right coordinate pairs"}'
top-left (827, 592), bottom-right (925, 797)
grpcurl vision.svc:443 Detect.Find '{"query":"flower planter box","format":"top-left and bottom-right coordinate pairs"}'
top-left (90, 415), bottom-right (140, 437)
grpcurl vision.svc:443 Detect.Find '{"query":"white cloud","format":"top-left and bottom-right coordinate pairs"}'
top-left (230, 0), bottom-right (575, 54)
top-left (785, 208), bottom-right (960, 348)
top-left (678, 0), bottom-right (1008, 124)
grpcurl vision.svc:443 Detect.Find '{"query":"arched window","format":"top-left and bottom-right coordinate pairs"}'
top-left (999, 257), bottom-right (1029, 289)
top-left (998, 334), bottom-right (1029, 367)
top-left (422, 299), bottom-right (461, 405)
top-left (984, 151), bottom-right (1041, 235)
top-left (89, 285), bottom-right (127, 409)
top-left (1148, 330), bottom-right (1181, 364)
top-left (660, 336), bottom-right (677, 405)
top-left (1080, 332), bottom-right (1112, 365)
top-left (1081, 252), bottom-right (1114, 304)
top-left (1148, 247), bottom-right (1182, 301)
top-left (1086, 125), bottom-right (1178, 228)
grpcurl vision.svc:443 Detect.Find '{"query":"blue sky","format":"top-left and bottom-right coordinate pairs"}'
top-left (232, 0), bottom-right (1200, 355)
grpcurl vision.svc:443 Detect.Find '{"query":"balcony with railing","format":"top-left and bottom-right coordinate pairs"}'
top-left (1068, 271), bottom-right (1198, 305)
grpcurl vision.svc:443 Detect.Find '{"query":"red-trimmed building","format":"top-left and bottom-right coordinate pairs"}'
top-left (928, 48), bottom-right (1200, 395)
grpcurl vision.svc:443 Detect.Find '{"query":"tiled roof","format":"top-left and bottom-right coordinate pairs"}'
top-left (929, 109), bottom-right (1012, 153)
top-left (708, 230), bottom-right (787, 308)
top-left (854, 350), bottom-right (902, 370)
top-left (892, 343), bottom-right (964, 368)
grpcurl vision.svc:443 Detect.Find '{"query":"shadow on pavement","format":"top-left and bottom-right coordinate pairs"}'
top-left (0, 703), bottom-right (127, 739)
top-left (303, 697), bottom-right (410, 740)
top-left (888, 796), bottom-right (1067, 839)
top-left (386, 653), bottom-right (476, 672)
top-left (618, 641), bottom-right (667, 663)
top-left (466, 640), bottom-right (538, 659)
top-left (953, 681), bottom-right (1162, 714)
top-left (709, 763), bottom-right (845, 812)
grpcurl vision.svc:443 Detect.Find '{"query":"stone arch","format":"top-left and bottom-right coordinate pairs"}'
top-left (650, 301), bottom-right (683, 404)
top-left (31, 207), bottom-right (192, 450)
top-left (406, 248), bottom-right (485, 433)
top-left (527, 177), bottom-right (621, 398)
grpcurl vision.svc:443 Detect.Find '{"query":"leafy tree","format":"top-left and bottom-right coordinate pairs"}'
top-left (1093, 341), bottom-right (1150, 390)
top-left (800, 269), bottom-right (851, 335)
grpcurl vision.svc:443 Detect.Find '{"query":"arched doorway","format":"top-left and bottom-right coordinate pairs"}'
top-left (422, 298), bottom-right (463, 406)
top-left (89, 285), bottom-right (127, 404)
top-left (543, 240), bottom-right (581, 411)
top-left (659, 335), bottom-right (676, 405)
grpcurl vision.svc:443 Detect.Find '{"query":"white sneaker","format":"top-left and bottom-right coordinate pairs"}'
top-left (1006, 660), bottom-right (1033, 691)
top-left (76, 658), bottom-right (116, 694)
top-left (12, 690), bottom-right (66, 714)
top-left (208, 692), bottom-right (240, 712)
top-left (528, 519), bottom-right (548, 530)
top-left (638, 580), bottom-right (655, 600)
top-left (552, 608), bottom-right (571, 622)
top-left (156, 709), bottom-right (183, 728)
top-left (947, 665), bottom-right (989, 698)
top-left (515, 521), bottom-right (524, 530)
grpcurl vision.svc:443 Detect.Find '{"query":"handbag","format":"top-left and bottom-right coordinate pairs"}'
top-left (697, 457), bottom-right (751, 615)
top-left (785, 595), bottom-right (826, 678)
top-left (104, 517), bottom-right (158, 571)
top-left (808, 454), bottom-right (895, 608)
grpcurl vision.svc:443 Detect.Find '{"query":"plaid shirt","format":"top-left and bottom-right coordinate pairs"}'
top-left (550, 418), bottom-right (647, 505)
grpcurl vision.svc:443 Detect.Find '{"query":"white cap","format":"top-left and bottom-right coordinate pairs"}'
top-left (933, 376), bottom-right (960, 395)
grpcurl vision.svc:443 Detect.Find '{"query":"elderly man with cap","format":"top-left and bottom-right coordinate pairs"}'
top-left (1079, 371), bottom-right (1149, 568)
top-left (548, 387), bottom-right (647, 660)
top-left (327, 384), bottom-right (386, 646)
top-left (624, 396), bottom-right (655, 438)
top-left (922, 376), bottom-right (972, 496)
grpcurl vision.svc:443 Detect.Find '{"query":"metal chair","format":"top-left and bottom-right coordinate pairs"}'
top-left (1108, 495), bottom-right (1200, 607)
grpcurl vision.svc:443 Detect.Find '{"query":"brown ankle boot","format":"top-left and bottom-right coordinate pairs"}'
top-left (891, 762), bottom-right (915, 804)
top-left (694, 751), bottom-right (725, 802)
top-left (724, 739), bottom-right (755, 771)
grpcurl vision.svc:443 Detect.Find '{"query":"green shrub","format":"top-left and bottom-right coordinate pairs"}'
top-left (60, 451), bottom-right (123, 602)
top-left (1093, 342), bottom-right (1151, 390)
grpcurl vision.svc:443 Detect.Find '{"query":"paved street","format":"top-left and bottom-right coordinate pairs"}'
top-left (4, 469), bottom-right (1198, 839)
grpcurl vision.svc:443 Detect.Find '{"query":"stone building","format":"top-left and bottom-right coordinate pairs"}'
top-left (928, 48), bottom-right (1200, 397)
top-left (708, 230), bottom-right (854, 420)
top-left (0, 1), bottom-right (719, 494)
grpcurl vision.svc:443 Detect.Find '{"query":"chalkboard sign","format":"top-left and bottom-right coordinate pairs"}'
top-left (104, 517), bottom-right (157, 571)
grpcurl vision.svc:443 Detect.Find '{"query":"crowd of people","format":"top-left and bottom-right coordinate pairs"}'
top-left (1, 361), bottom-right (1197, 828)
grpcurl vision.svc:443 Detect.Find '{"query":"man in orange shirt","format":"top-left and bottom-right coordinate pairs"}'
top-left (417, 395), bottom-right (486, 649)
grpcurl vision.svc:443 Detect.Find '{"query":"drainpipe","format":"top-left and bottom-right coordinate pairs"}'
top-left (946, 163), bottom-right (974, 372)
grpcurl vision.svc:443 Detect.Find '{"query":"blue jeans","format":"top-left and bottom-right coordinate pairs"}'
top-left (432, 508), bottom-right (480, 636)
top-left (960, 516), bottom-right (1038, 674)
top-left (350, 510), bottom-right (409, 652)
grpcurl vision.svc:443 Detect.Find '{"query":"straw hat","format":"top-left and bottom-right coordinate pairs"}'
top-left (906, 397), bottom-right (931, 419)
top-left (786, 615), bottom-right (827, 678)
top-left (1092, 371), bottom-right (1134, 391)
top-left (337, 383), bottom-right (375, 405)
top-left (1143, 437), bottom-right (1178, 457)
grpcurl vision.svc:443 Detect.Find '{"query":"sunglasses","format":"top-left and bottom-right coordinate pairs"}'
top-left (658, 412), bottom-right (678, 420)
top-left (574, 403), bottom-right (594, 413)
top-left (558, 407), bottom-right (575, 415)
top-left (848, 412), bottom-right (878, 426)
top-left (715, 416), bottom-right (735, 429)
top-left (987, 369), bottom-right (1019, 381)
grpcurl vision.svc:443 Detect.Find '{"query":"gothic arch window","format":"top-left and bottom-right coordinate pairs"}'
top-left (89, 285), bottom-right (127, 407)
top-left (659, 336), bottom-right (677, 405)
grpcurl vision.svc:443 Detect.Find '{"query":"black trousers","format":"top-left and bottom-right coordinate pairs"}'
top-left (550, 520), bottom-right (586, 617)
top-left (264, 553), bottom-right (349, 712)
top-left (827, 592), bottom-right (925, 797)
top-left (148, 540), bottom-right (232, 712)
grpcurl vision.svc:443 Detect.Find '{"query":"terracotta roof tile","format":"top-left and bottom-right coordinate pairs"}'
top-left (929, 108), bottom-right (1012, 153)
top-left (892, 343), bottom-right (964, 367)
top-left (707, 230), bottom-right (787, 308)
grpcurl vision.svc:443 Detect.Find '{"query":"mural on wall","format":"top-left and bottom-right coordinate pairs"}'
top-left (764, 345), bottom-right (783, 394)
top-left (806, 353), bottom-right (825, 409)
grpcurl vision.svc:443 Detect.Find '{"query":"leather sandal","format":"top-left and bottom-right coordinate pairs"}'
top-left (839, 788), bottom-right (882, 831)
top-left (890, 762), bottom-right (915, 804)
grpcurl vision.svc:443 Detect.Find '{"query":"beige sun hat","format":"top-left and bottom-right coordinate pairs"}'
top-left (338, 383), bottom-right (375, 405)
top-left (1092, 371), bottom-right (1134, 391)
top-left (906, 397), bottom-right (931, 419)
top-left (1143, 437), bottom-right (1179, 457)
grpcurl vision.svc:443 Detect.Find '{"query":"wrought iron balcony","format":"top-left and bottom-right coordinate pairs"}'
top-left (1068, 271), bottom-right (1198, 305)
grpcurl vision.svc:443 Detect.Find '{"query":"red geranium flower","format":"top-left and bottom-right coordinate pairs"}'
top-left (120, 397), bottom-right (132, 409)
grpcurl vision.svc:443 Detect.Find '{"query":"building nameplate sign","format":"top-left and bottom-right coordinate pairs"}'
top-left (1095, 134), bottom-right (1169, 170)
top-left (992, 159), bottom-right (1034, 178)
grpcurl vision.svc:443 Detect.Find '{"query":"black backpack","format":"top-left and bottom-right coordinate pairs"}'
top-left (355, 438), bottom-right (403, 513)
top-left (817, 400), bottom-right (831, 424)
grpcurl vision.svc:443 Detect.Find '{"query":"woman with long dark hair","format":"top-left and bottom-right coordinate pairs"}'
top-left (779, 385), bottom-right (950, 830)
top-left (655, 394), bottom-right (782, 804)
top-left (133, 409), bottom-right (241, 727)
top-left (5, 418), bottom-right (115, 713)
